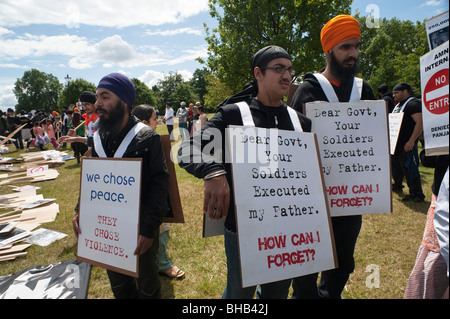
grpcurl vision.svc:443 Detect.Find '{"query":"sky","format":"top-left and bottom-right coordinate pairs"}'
top-left (0, 0), bottom-right (448, 112)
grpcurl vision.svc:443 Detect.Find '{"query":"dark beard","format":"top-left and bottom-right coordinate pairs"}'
top-left (98, 100), bottom-right (126, 135)
top-left (329, 51), bottom-right (359, 81)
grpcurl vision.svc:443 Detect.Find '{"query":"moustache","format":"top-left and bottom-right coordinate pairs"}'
top-left (96, 107), bottom-right (108, 115)
top-left (343, 57), bottom-right (357, 63)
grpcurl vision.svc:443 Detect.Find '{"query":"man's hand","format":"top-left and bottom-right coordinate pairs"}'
top-left (203, 175), bottom-right (230, 221)
top-left (403, 140), bottom-right (415, 152)
top-left (134, 235), bottom-right (153, 256)
top-left (72, 214), bottom-right (81, 238)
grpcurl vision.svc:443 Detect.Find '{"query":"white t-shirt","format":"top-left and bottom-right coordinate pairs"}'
top-left (164, 108), bottom-right (174, 125)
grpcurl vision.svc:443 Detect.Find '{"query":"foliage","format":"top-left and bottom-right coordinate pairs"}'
top-left (356, 14), bottom-right (428, 96)
top-left (189, 67), bottom-right (210, 106)
top-left (152, 72), bottom-right (200, 113)
top-left (131, 78), bottom-right (157, 107)
top-left (203, 72), bottom-right (234, 111)
top-left (204, 0), bottom-right (353, 93)
top-left (58, 78), bottom-right (97, 110)
top-left (13, 69), bottom-right (62, 113)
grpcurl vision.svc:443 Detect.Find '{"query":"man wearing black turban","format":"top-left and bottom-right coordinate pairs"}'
top-left (178, 45), bottom-right (312, 299)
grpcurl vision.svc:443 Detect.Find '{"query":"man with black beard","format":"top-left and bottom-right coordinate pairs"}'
top-left (72, 73), bottom-right (169, 299)
top-left (290, 16), bottom-right (374, 113)
top-left (290, 15), bottom-right (375, 299)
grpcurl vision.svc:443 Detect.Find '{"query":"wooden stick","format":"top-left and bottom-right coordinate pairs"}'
top-left (74, 121), bottom-right (85, 131)
top-left (0, 135), bottom-right (16, 142)
top-left (0, 124), bottom-right (27, 146)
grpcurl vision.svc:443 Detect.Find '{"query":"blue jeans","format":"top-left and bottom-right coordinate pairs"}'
top-left (178, 122), bottom-right (188, 140)
top-left (222, 228), bottom-right (291, 299)
top-left (158, 230), bottom-right (173, 271)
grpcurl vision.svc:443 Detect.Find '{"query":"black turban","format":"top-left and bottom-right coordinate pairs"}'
top-left (393, 82), bottom-right (412, 93)
top-left (250, 45), bottom-right (291, 74)
top-left (80, 91), bottom-right (96, 104)
top-left (218, 45), bottom-right (291, 108)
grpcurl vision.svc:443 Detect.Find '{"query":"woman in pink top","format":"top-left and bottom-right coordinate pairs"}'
top-left (27, 121), bottom-right (44, 151)
top-left (44, 119), bottom-right (59, 149)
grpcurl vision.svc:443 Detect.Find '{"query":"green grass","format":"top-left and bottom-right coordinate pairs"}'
top-left (0, 128), bottom-right (436, 299)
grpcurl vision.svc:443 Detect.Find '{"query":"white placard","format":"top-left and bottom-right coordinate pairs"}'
top-left (305, 100), bottom-right (392, 217)
top-left (420, 41), bottom-right (449, 156)
top-left (228, 126), bottom-right (336, 288)
top-left (27, 165), bottom-right (49, 176)
top-left (77, 157), bottom-right (142, 277)
top-left (425, 11), bottom-right (449, 50)
top-left (388, 112), bottom-right (404, 155)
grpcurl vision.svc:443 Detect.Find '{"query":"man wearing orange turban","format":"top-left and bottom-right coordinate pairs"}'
top-left (290, 15), bottom-right (376, 299)
top-left (320, 14), bottom-right (361, 54)
top-left (290, 14), bottom-right (374, 112)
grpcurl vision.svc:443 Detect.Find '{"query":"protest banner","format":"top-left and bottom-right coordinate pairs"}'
top-left (420, 40), bottom-right (449, 156)
top-left (77, 157), bottom-right (142, 277)
top-left (388, 113), bottom-right (404, 155)
top-left (305, 100), bottom-right (392, 217)
top-left (227, 125), bottom-right (336, 288)
top-left (425, 11), bottom-right (449, 50)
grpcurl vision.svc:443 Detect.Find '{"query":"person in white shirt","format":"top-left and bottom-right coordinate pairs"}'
top-left (162, 102), bottom-right (174, 140)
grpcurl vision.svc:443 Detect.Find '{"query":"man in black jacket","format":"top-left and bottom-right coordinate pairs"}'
top-left (290, 15), bottom-right (375, 299)
top-left (178, 46), bottom-right (311, 299)
top-left (72, 73), bottom-right (169, 299)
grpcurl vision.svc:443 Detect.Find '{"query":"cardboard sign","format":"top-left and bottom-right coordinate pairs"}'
top-left (420, 41), bottom-right (449, 156)
top-left (305, 100), bottom-right (392, 217)
top-left (77, 157), bottom-right (142, 278)
top-left (388, 112), bottom-right (404, 155)
top-left (227, 126), bottom-right (336, 288)
top-left (425, 11), bottom-right (449, 50)
top-left (160, 135), bottom-right (184, 223)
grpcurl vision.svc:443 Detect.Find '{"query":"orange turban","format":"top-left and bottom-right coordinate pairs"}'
top-left (320, 15), bottom-right (361, 53)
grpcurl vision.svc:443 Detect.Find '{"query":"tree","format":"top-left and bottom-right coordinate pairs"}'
top-left (203, 73), bottom-right (234, 112)
top-left (171, 83), bottom-right (199, 109)
top-left (190, 67), bottom-right (210, 106)
top-left (59, 78), bottom-right (97, 109)
top-left (14, 69), bottom-right (62, 112)
top-left (356, 14), bottom-right (428, 96)
top-left (153, 72), bottom-right (185, 111)
top-left (204, 0), bottom-right (352, 93)
top-left (131, 78), bottom-right (156, 107)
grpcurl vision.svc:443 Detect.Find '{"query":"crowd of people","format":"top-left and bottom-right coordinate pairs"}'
top-left (1, 107), bottom-right (68, 153)
top-left (162, 101), bottom-right (208, 141)
top-left (1, 13), bottom-right (447, 300)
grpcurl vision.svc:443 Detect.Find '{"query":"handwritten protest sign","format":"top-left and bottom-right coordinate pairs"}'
top-left (305, 100), bottom-right (392, 217)
top-left (388, 113), bottom-right (404, 155)
top-left (420, 41), bottom-right (449, 156)
top-left (227, 126), bottom-right (336, 288)
top-left (77, 158), bottom-right (142, 277)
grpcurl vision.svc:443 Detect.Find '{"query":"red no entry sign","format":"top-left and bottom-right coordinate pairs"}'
top-left (423, 68), bottom-right (449, 115)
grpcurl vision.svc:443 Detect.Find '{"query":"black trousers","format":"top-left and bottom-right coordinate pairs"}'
top-left (106, 227), bottom-right (161, 299)
top-left (391, 144), bottom-right (425, 199)
top-left (292, 215), bottom-right (362, 299)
